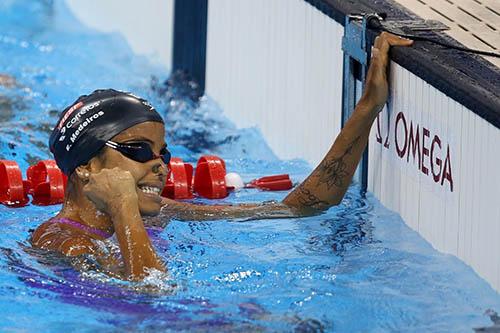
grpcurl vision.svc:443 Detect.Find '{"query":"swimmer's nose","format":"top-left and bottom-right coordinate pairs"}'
top-left (152, 161), bottom-right (168, 178)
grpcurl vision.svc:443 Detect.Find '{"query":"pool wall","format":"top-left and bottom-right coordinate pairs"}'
top-left (65, 0), bottom-right (500, 292)
top-left (205, 0), bottom-right (344, 164)
top-left (367, 63), bottom-right (500, 293)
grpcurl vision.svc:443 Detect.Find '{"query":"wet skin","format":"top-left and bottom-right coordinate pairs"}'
top-left (31, 122), bottom-right (169, 280)
top-left (81, 121), bottom-right (169, 217)
top-left (31, 33), bottom-right (413, 281)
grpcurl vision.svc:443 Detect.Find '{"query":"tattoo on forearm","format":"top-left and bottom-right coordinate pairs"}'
top-left (296, 184), bottom-right (330, 210)
top-left (316, 136), bottom-right (360, 189)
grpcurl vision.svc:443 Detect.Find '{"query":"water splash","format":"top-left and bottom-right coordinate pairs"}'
top-left (151, 71), bottom-right (278, 161)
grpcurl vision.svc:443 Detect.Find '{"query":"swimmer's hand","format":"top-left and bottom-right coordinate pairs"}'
top-left (82, 167), bottom-right (139, 215)
top-left (362, 32), bottom-right (413, 111)
top-left (83, 167), bottom-right (165, 280)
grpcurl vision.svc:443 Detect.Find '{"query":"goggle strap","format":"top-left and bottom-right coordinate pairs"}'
top-left (105, 141), bottom-right (119, 149)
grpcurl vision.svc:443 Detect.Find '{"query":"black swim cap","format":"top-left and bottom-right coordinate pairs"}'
top-left (49, 89), bottom-right (164, 175)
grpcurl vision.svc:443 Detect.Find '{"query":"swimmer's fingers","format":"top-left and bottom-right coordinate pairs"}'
top-left (373, 32), bottom-right (413, 49)
top-left (82, 168), bottom-right (138, 214)
top-left (373, 33), bottom-right (413, 55)
top-left (364, 33), bottom-right (412, 110)
top-left (372, 32), bottom-right (413, 68)
top-left (82, 178), bottom-right (107, 213)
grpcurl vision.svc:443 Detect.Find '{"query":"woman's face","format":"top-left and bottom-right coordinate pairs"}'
top-left (95, 121), bottom-right (168, 216)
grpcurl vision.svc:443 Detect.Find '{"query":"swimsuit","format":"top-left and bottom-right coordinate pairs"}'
top-left (49, 217), bottom-right (113, 239)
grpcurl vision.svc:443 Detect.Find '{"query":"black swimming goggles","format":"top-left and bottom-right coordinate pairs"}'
top-left (105, 140), bottom-right (171, 164)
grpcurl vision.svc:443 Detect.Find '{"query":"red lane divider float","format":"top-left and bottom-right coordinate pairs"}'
top-left (0, 160), bottom-right (30, 207)
top-left (193, 155), bottom-right (228, 199)
top-left (27, 160), bottom-right (67, 206)
top-left (1, 156), bottom-right (294, 206)
top-left (161, 157), bottom-right (194, 199)
top-left (245, 174), bottom-right (293, 191)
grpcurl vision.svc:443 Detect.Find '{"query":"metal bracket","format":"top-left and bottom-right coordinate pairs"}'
top-left (342, 15), bottom-right (369, 66)
top-left (341, 15), bottom-right (371, 191)
top-left (341, 15), bottom-right (370, 125)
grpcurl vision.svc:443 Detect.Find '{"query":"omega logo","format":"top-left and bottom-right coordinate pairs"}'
top-left (375, 111), bottom-right (454, 192)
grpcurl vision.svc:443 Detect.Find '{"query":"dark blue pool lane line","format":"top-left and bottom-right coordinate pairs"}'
top-left (172, 0), bottom-right (499, 129)
top-left (172, 0), bottom-right (208, 99)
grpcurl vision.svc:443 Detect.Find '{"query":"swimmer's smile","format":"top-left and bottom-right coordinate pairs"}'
top-left (137, 183), bottom-right (163, 203)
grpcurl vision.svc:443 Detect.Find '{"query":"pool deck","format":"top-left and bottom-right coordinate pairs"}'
top-left (394, 0), bottom-right (500, 67)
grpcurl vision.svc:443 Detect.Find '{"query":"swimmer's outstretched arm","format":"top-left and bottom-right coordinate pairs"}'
top-left (151, 33), bottom-right (412, 225)
top-left (283, 33), bottom-right (412, 213)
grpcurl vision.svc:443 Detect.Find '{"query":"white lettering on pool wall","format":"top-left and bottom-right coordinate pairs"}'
top-left (374, 111), bottom-right (454, 192)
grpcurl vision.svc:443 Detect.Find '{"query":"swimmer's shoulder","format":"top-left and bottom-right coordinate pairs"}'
top-left (31, 221), bottom-right (96, 256)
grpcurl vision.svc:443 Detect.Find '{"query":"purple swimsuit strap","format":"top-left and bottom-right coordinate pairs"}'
top-left (50, 217), bottom-right (113, 239)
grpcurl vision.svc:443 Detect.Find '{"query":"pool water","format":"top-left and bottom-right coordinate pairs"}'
top-left (0, 1), bottom-right (499, 332)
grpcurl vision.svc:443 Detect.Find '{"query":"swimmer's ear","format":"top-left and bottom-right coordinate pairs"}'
top-left (75, 156), bottom-right (104, 180)
top-left (74, 165), bottom-right (91, 182)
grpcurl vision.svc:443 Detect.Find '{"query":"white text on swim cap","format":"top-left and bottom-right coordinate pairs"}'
top-left (65, 101), bottom-right (101, 130)
top-left (65, 110), bottom-right (105, 151)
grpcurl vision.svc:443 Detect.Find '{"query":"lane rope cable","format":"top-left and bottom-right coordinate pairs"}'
top-left (364, 13), bottom-right (500, 58)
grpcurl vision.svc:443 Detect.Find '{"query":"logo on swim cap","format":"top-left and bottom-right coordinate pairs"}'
top-left (57, 101), bottom-right (83, 129)
top-left (64, 101), bottom-right (101, 130)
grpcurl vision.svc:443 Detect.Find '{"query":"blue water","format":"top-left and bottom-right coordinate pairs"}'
top-left (1, 1), bottom-right (499, 332)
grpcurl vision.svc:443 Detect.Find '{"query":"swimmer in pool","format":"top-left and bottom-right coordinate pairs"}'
top-left (31, 33), bottom-right (413, 280)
